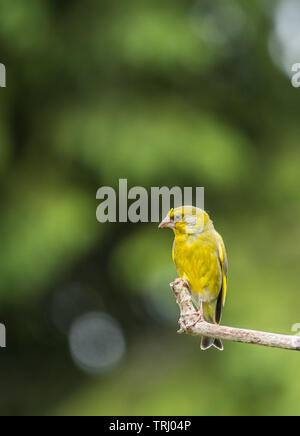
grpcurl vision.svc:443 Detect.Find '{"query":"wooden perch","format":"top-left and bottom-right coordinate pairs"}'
top-left (171, 280), bottom-right (300, 352)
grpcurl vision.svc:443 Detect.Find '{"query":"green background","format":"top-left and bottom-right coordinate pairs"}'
top-left (0, 0), bottom-right (300, 416)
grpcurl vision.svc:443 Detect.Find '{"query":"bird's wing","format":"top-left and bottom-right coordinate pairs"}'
top-left (215, 232), bottom-right (228, 324)
top-left (172, 239), bottom-right (176, 264)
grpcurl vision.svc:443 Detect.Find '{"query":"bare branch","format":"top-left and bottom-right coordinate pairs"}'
top-left (171, 280), bottom-right (300, 351)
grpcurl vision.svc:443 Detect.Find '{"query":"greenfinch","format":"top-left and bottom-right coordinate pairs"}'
top-left (159, 206), bottom-right (228, 351)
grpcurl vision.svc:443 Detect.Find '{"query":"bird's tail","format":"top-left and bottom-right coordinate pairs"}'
top-left (201, 336), bottom-right (224, 351)
top-left (200, 301), bottom-right (224, 351)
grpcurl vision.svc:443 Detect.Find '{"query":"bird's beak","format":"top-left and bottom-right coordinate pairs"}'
top-left (159, 216), bottom-right (174, 229)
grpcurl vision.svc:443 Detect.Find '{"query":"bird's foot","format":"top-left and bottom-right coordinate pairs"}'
top-left (171, 278), bottom-right (189, 289)
top-left (190, 311), bottom-right (204, 327)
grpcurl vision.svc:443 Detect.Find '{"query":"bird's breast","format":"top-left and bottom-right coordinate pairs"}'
top-left (173, 233), bottom-right (222, 301)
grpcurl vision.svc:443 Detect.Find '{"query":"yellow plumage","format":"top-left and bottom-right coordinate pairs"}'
top-left (159, 206), bottom-right (228, 351)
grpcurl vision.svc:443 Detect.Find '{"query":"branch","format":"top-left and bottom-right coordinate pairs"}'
top-left (171, 280), bottom-right (300, 352)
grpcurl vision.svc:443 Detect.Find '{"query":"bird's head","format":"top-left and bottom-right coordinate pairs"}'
top-left (159, 206), bottom-right (213, 235)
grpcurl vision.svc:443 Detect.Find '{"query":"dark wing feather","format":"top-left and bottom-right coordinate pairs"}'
top-left (215, 233), bottom-right (228, 324)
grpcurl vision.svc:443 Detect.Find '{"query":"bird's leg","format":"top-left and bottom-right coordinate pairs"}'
top-left (191, 301), bottom-right (204, 326)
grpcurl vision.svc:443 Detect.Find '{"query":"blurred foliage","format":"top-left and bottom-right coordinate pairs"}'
top-left (0, 0), bottom-right (300, 416)
top-left (52, 98), bottom-right (254, 187)
top-left (0, 176), bottom-right (98, 297)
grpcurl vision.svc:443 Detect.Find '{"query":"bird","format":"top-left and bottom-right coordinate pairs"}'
top-left (159, 206), bottom-right (228, 351)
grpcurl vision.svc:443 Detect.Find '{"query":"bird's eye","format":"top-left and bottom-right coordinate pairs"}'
top-left (174, 214), bottom-right (181, 223)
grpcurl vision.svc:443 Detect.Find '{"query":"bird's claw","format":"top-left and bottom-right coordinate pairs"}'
top-left (190, 311), bottom-right (204, 327)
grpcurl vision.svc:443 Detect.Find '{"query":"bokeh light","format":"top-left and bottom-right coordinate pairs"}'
top-left (69, 312), bottom-right (126, 375)
top-left (270, 0), bottom-right (300, 74)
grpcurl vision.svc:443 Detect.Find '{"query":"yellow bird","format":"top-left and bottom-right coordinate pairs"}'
top-left (159, 206), bottom-right (228, 351)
